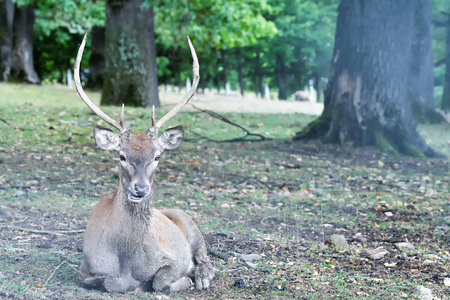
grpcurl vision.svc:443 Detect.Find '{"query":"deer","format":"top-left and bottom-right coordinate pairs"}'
top-left (73, 33), bottom-right (214, 294)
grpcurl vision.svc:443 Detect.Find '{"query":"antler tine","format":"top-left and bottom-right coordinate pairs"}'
top-left (153, 36), bottom-right (199, 132)
top-left (120, 103), bottom-right (125, 128)
top-left (151, 105), bottom-right (156, 127)
top-left (74, 32), bottom-right (126, 133)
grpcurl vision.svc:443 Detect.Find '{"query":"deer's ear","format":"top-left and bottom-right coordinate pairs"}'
top-left (94, 125), bottom-right (120, 152)
top-left (158, 125), bottom-right (184, 150)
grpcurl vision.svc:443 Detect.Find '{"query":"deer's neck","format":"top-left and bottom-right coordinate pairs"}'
top-left (116, 182), bottom-right (153, 226)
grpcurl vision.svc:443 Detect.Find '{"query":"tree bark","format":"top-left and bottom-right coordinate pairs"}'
top-left (313, 73), bottom-right (321, 103)
top-left (295, 0), bottom-right (438, 158)
top-left (276, 54), bottom-right (289, 100)
top-left (408, 0), bottom-right (439, 122)
top-left (101, 0), bottom-right (159, 107)
top-left (12, 4), bottom-right (39, 84)
top-left (255, 50), bottom-right (264, 98)
top-left (87, 26), bottom-right (105, 89)
top-left (236, 50), bottom-right (245, 97)
top-left (0, 0), bottom-right (14, 81)
top-left (441, 18), bottom-right (450, 111)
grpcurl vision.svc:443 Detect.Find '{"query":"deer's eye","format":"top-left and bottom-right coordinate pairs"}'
top-left (120, 155), bottom-right (126, 162)
top-left (154, 155), bottom-right (160, 162)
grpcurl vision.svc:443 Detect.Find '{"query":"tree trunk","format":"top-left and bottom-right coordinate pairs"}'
top-left (441, 18), bottom-right (450, 111)
top-left (295, 0), bottom-right (438, 158)
top-left (12, 4), bottom-right (39, 84)
top-left (255, 50), bottom-right (264, 98)
top-left (313, 73), bottom-right (321, 103)
top-left (0, 0), bottom-right (14, 81)
top-left (236, 50), bottom-right (245, 97)
top-left (101, 0), bottom-right (159, 107)
top-left (408, 0), bottom-right (439, 122)
top-left (221, 50), bottom-right (229, 94)
top-left (87, 26), bottom-right (105, 89)
top-left (276, 54), bottom-right (289, 100)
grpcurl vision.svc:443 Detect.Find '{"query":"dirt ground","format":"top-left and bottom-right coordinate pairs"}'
top-left (0, 85), bottom-right (449, 299)
top-left (161, 90), bottom-right (325, 115)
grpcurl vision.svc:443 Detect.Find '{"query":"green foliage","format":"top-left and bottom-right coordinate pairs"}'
top-left (263, 0), bottom-right (338, 95)
top-left (433, 0), bottom-right (450, 102)
top-left (26, 0), bottom-right (337, 96)
top-left (33, 0), bottom-right (105, 83)
top-left (147, 0), bottom-right (277, 50)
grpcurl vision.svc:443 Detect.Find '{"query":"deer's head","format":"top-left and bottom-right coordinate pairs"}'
top-left (74, 33), bottom-right (199, 204)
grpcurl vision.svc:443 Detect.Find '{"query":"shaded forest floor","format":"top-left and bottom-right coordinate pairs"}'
top-left (0, 84), bottom-right (449, 299)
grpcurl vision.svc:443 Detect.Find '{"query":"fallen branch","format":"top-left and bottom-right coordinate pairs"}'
top-left (207, 245), bottom-right (231, 262)
top-left (437, 108), bottom-right (450, 124)
top-left (0, 225), bottom-right (85, 235)
top-left (187, 104), bottom-right (270, 142)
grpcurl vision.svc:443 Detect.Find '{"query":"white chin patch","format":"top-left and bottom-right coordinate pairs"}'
top-left (128, 192), bottom-right (144, 203)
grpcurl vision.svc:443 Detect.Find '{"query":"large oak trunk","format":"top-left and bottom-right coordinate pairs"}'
top-left (295, 0), bottom-right (438, 157)
top-left (101, 0), bottom-right (159, 107)
top-left (12, 4), bottom-right (39, 84)
top-left (0, 0), bottom-right (14, 81)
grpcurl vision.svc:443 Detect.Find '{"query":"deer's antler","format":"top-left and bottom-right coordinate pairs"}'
top-left (74, 32), bottom-right (126, 133)
top-left (150, 36), bottom-right (199, 135)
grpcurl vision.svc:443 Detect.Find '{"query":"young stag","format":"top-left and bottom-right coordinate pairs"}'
top-left (74, 33), bottom-right (214, 293)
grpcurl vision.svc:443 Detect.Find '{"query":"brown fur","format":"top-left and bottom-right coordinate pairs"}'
top-left (80, 127), bottom-right (214, 293)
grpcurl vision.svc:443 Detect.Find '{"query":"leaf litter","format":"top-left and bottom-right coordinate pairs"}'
top-left (0, 104), bottom-right (449, 299)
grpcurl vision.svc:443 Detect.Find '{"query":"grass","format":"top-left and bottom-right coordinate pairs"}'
top-left (0, 83), bottom-right (449, 299)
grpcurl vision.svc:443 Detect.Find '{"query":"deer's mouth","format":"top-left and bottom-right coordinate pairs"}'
top-left (127, 192), bottom-right (144, 203)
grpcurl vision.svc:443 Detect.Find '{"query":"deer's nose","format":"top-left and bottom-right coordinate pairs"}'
top-left (134, 184), bottom-right (150, 197)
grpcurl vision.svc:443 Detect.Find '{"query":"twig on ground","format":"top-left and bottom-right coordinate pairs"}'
top-left (0, 225), bottom-right (85, 235)
top-left (320, 206), bottom-right (325, 246)
top-left (0, 118), bottom-right (8, 124)
top-left (186, 104), bottom-right (270, 142)
top-left (417, 251), bottom-right (450, 260)
top-left (224, 173), bottom-right (273, 189)
top-left (44, 260), bottom-right (81, 286)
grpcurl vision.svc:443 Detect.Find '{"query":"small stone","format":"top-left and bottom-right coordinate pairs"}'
top-left (353, 233), bottom-right (367, 243)
top-left (369, 248), bottom-right (389, 260)
top-left (0, 272), bottom-right (5, 280)
top-left (414, 285), bottom-right (433, 300)
top-left (15, 190), bottom-right (26, 197)
top-left (384, 211), bottom-right (393, 217)
top-left (0, 210), bottom-right (11, 220)
top-left (444, 278), bottom-right (450, 287)
top-left (329, 234), bottom-right (349, 253)
top-left (220, 203), bottom-right (230, 208)
top-left (313, 188), bottom-right (324, 196)
top-left (240, 254), bottom-right (263, 262)
top-left (395, 242), bottom-right (415, 253)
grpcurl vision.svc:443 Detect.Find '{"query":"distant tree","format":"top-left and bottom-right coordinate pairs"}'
top-left (437, 0), bottom-right (450, 112)
top-left (101, 0), bottom-right (158, 107)
top-left (295, 0), bottom-right (439, 157)
top-left (409, 0), bottom-right (440, 122)
top-left (12, 3), bottom-right (40, 83)
top-left (150, 0), bottom-right (277, 97)
top-left (264, 0), bottom-right (337, 100)
top-left (0, 0), bottom-right (14, 81)
top-left (86, 26), bottom-right (105, 89)
top-left (0, 0), bottom-right (40, 83)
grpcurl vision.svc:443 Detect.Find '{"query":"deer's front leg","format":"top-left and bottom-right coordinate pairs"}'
top-left (152, 266), bottom-right (192, 293)
top-left (81, 250), bottom-right (137, 293)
